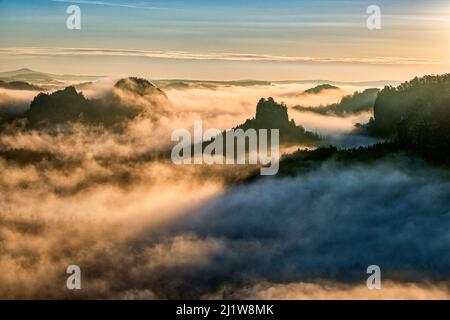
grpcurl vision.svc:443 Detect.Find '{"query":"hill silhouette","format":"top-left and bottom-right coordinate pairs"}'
top-left (14, 77), bottom-right (172, 129)
top-left (0, 68), bottom-right (103, 88)
top-left (364, 74), bottom-right (450, 148)
top-left (236, 97), bottom-right (319, 144)
top-left (0, 80), bottom-right (44, 91)
top-left (0, 68), bottom-right (53, 81)
top-left (196, 97), bottom-right (320, 157)
top-left (154, 79), bottom-right (271, 90)
top-left (302, 84), bottom-right (340, 95)
top-left (294, 88), bottom-right (379, 116)
top-left (268, 74), bottom-right (450, 178)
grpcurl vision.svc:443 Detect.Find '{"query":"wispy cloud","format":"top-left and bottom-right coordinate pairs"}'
top-left (51, 0), bottom-right (166, 10)
top-left (387, 14), bottom-right (450, 23)
top-left (1, 47), bottom-right (447, 66)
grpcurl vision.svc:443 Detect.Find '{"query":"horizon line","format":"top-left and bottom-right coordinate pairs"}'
top-left (0, 67), bottom-right (408, 84)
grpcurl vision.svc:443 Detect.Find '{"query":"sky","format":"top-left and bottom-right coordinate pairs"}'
top-left (0, 0), bottom-right (450, 80)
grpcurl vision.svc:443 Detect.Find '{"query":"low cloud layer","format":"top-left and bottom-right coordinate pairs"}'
top-left (1, 149), bottom-right (449, 298)
top-left (0, 78), bottom-right (448, 299)
top-left (185, 160), bottom-right (450, 281)
top-left (213, 281), bottom-right (450, 300)
top-left (0, 79), bottom-right (366, 137)
top-left (164, 82), bottom-right (370, 136)
top-left (0, 89), bottom-right (38, 118)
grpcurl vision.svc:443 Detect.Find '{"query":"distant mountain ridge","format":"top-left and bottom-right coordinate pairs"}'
top-left (0, 80), bottom-right (44, 91)
top-left (302, 84), bottom-right (340, 95)
top-left (294, 88), bottom-right (380, 116)
top-left (154, 79), bottom-right (272, 90)
top-left (274, 79), bottom-right (401, 87)
top-left (6, 77), bottom-right (172, 129)
top-left (0, 68), bottom-right (104, 88)
top-left (0, 69), bottom-right (401, 90)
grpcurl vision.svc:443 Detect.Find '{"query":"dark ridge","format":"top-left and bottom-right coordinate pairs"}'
top-left (0, 80), bottom-right (44, 91)
top-left (4, 77), bottom-right (172, 129)
top-left (362, 74), bottom-right (450, 149)
top-left (114, 77), bottom-right (166, 96)
top-left (303, 84), bottom-right (339, 94)
top-left (294, 88), bottom-right (379, 116)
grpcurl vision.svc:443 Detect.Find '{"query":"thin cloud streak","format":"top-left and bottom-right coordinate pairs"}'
top-left (1, 47), bottom-right (447, 66)
top-left (51, 0), bottom-right (167, 10)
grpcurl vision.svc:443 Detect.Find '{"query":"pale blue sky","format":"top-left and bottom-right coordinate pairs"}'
top-left (1, 0), bottom-right (449, 80)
